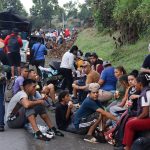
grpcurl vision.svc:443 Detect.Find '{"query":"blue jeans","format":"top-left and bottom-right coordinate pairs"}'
top-left (0, 84), bottom-right (5, 127)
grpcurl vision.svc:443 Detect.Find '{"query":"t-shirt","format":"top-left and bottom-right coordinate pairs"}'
top-left (13, 76), bottom-right (24, 94)
top-left (142, 54), bottom-right (150, 69)
top-left (32, 43), bottom-right (47, 60)
top-left (6, 91), bottom-right (28, 120)
top-left (86, 70), bottom-right (100, 84)
top-left (55, 103), bottom-right (71, 130)
top-left (100, 66), bottom-right (117, 91)
top-left (141, 90), bottom-right (150, 117)
top-left (73, 96), bottom-right (103, 128)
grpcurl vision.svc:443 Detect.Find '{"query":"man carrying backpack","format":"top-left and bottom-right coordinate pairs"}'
top-left (4, 28), bottom-right (23, 79)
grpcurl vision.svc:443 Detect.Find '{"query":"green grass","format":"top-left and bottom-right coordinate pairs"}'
top-left (75, 28), bottom-right (149, 72)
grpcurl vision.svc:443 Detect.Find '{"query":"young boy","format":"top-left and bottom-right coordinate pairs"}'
top-left (55, 90), bottom-right (74, 131)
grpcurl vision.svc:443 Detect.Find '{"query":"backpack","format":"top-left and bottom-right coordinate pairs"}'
top-left (131, 137), bottom-right (150, 150)
top-left (112, 113), bottom-right (130, 147)
top-left (7, 36), bottom-right (20, 53)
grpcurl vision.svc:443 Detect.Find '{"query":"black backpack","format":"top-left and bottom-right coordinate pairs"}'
top-left (7, 36), bottom-right (20, 53)
top-left (131, 137), bottom-right (150, 150)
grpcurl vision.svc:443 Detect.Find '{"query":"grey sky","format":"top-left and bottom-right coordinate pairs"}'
top-left (20, 0), bottom-right (85, 13)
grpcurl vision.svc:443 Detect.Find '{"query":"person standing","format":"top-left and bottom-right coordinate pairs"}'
top-left (60, 45), bottom-right (78, 94)
top-left (31, 38), bottom-right (47, 76)
top-left (0, 61), bottom-right (6, 131)
top-left (4, 28), bottom-right (23, 78)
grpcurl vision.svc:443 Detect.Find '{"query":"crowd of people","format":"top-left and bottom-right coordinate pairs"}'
top-left (0, 27), bottom-right (150, 150)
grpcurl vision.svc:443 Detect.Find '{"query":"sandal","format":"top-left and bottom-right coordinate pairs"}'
top-left (84, 135), bottom-right (98, 143)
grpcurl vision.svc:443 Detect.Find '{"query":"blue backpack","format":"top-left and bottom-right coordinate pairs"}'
top-left (7, 36), bottom-right (20, 53)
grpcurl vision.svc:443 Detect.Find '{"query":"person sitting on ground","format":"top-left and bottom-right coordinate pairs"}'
top-left (109, 70), bottom-right (139, 127)
top-left (55, 90), bottom-right (74, 131)
top-left (89, 52), bottom-right (103, 75)
top-left (28, 69), bottom-right (56, 107)
top-left (140, 43), bottom-right (150, 74)
top-left (6, 79), bottom-right (63, 141)
top-left (106, 66), bottom-right (127, 111)
top-left (72, 61), bottom-right (100, 104)
top-left (13, 66), bottom-right (29, 94)
top-left (98, 61), bottom-right (117, 103)
top-left (73, 83), bottom-right (117, 143)
top-left (122, 73), bottom-right (150, 150)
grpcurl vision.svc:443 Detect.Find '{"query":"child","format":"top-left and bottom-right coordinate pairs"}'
top-left (55, 90), bottom-right (74, 131)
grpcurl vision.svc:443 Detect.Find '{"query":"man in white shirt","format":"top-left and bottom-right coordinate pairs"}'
top-left (60, 45), bottom-right (78, 94)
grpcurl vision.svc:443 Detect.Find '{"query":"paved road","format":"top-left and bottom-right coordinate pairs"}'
top-left (1, 105), bottom-right (113, 150)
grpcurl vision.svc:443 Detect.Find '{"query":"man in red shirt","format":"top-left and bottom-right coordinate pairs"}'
top-left (4, 28), bottom-right (23, 78)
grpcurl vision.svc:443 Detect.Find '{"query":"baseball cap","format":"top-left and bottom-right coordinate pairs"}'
top-left (103, 61), bottom-right (111, 67)
top-left (89, 83), bottom-right (100, 92)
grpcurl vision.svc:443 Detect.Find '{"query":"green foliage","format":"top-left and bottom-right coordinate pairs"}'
top-left (76, 28), bottom-right (149, 72)
top-left (78, 4), bottom-right (92, 23)
top-left (30, 0), bottom-right (58, 28)
top-left (0, 0), bottom-right (28, 16)
top-left (91, 0), bottom-right (116, 30)
top-left (63, 1), bottom-right (78, 19)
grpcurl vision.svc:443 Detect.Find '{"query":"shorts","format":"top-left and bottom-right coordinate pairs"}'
top-left (66, 112), bottom-right (99, 135)
top-left (7, 52), bottom-right (21, 67)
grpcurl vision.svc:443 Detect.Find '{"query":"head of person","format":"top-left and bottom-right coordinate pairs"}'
top-left (88, 83), bottom-right (100, 100)
top-left (70, 45), bottom-right (78, 56)
top-left (12, 28), bottom-right (19, 35)
top-left (115, 66), bottom-right (127, 79)
top-left (81, 61), bottom-right (91, 74)
top-left (28, 69), bottom-right (37, 81)
top-left (21, 66), bottom-right (29, 78)
top-left (58, 90), bottom-right (70, 104)
top-left (136, 73), bottom-right (150, 91)
top-left (23, 79), bottom-right (36, 96)
top-left (128, 70), bottom-right (139, 86)
top-left (119, 74), bottom-right (129, 88)
top-left (89, 52), bottom-right (98, 65)
top-left (103, 61), bottom-right (111, 68)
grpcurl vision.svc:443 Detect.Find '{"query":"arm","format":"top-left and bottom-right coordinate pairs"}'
top-left (98, 79), bottom-right (104, 86)
top-left (96, 108), bottom-right (117, 121)
top-left (140, 68), bottom-right (150, 73)
top-left (66, 104), bottom-right (73, 120)
top-left (18, 37), bottom-right (23, 47)
top-left (20, 97), bottom-right (45, 108)
top-left (69, 54), bottom-right (75, 71)
top-left (118, 88), bottom-right (129, 107)
top-left (137, 106), bottom-right (149, 119)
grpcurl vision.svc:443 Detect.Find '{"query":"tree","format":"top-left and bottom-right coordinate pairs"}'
top-left (78, 4), bottom-right (92, 23)
top-left (0, 0), bottom-right (28, 16)
top-left (30, 0), bottom-right (58, 28)
top-left (63, 1), bottom-right (78, 19)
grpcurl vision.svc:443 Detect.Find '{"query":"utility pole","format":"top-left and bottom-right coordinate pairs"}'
top-left (62, 13), bottom-right (65, 29)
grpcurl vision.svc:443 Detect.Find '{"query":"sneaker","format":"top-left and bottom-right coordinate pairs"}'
top-left (47, 128), bottom-right (55, 137)
top-left (34, 131), bottom-right (50, 141)
top-left (50, 127), bottom-right (64, 137)
top-left (43, 133), bottom-right (54, 139)
top-left (0, 126), bottom-right (4, 132)
top-left (84, 135), bottom-right (98, 143)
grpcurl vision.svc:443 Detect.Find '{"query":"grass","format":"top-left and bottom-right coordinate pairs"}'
top-left (75, 28), bottom-right (149, 72)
